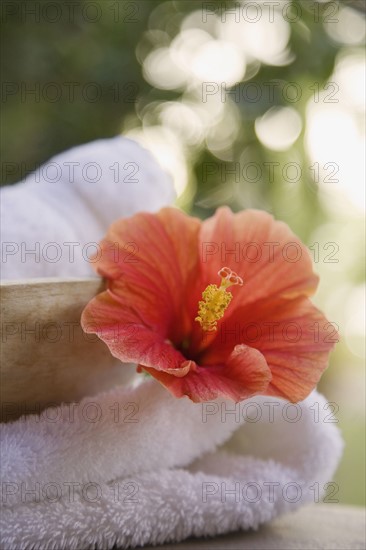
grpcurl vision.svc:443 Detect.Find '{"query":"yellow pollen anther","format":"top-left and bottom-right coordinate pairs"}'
top-left (195, 267), bottom-right (243, 331)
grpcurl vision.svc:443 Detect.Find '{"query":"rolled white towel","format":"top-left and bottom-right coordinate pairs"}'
top-left (0, 386), bottom-right (343, 549)
top-left (0, 136), bottom-right (175, 279)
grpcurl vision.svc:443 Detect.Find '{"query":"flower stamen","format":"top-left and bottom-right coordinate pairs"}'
top-left (195, 267), bottom-right (243, 331)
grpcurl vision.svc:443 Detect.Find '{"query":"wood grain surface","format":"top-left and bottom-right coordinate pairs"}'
top-left (0, 278), bottom-right (135, 422)
top-left (136, 504), bottom-right (366, 550)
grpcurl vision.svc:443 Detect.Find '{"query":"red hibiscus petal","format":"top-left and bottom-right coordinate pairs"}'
top-left (141, 344), bottom-right (272, 403)
top-left (201, 295), bottom-right (338, 402)
top-left (81, 290), bottom-right (187, 372)
top-left (91, 207), bottom-right (201, 342)
top-left (199, 207), bottom-right (319, 309)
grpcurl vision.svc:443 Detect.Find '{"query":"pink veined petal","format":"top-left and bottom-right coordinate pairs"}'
top-left (199, 207), bottom-right (319, 310)
top-left (90, 207), bottom-right (202, 343)
top-left (201, 295), bottom-right (338, 402)
top-left (141, 344), bottom-right (272, 403)
top-left (81, 290), bottom-right (187, 372)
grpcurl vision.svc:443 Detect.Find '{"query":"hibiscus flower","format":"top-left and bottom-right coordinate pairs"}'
top-left (81, 207), bottom-right (337, 403)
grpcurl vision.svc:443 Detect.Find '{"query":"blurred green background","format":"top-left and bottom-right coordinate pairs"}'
top-left (1, 0), bottom-right (365, 505)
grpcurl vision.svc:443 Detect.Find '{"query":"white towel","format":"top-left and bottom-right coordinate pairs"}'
top-left (0, 137), bottom-right (343, 549)
top-left (0, 136), bottom-right (175, 279)
top-left (0, 382), bottom-right (343, 549)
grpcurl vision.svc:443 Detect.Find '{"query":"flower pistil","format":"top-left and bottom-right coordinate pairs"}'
top-left (195, 267), bottom-right (243, 331)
